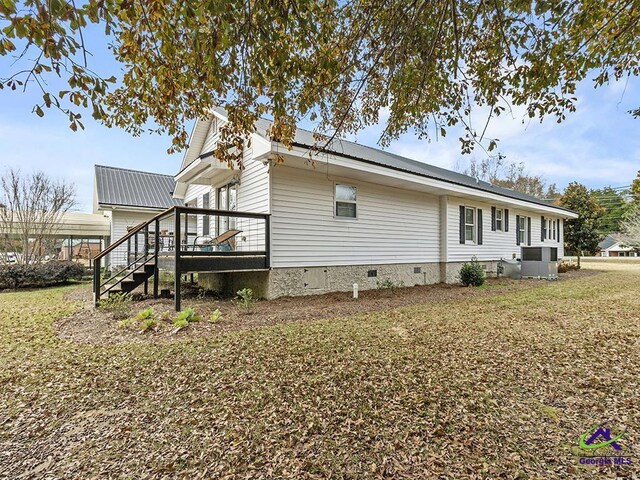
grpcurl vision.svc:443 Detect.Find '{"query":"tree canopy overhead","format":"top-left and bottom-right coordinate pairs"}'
top-left (1, 0), bottom-right (639, 164)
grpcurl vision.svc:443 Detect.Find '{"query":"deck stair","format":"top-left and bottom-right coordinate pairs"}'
top-left (92, 206), bottom-right (270, 310)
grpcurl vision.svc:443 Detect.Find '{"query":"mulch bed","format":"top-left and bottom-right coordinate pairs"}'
top-left (56, 269), bottom-right (596, 345)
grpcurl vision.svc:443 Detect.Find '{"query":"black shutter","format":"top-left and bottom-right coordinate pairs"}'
top-left (541, 216), bottom-right (546, 242)
top-left (515, 215), bottom-right (520, 245)
top-left (527, 217), bottom-right (532, 246)
top-left (491, 206), bottom-right (496, 231)
top-left (459, 205), bottom-right (465, 244)
top-left (477, 209), bottom-right (483, 245)
top-left (504, 209), bottom-right (509, 232)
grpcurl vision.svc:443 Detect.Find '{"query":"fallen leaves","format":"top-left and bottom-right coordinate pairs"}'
top-left (0, 267), bottom-right (639, 478)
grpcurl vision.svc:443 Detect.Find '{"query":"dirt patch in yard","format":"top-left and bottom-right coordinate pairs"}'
top-left (56, 269), bottom-right (596, 345)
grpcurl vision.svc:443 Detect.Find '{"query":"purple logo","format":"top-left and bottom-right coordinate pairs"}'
top-left (580, 425), bottom-right (625, 451)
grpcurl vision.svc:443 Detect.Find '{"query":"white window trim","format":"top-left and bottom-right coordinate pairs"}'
top-left (495, 208), bottom-right (504, 232)
top-left (518, 216), bottom-right (527, 245)
top-left (464, 206), bottom-right (476, 244)
top-left (334, 183), bottom-right (358, 220)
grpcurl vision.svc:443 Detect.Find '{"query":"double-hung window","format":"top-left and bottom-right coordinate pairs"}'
top-left (465, 207), bottom-right (476, 243)
top-left (495, 208), bottom-right (504, 231)
top-left (518, 216), bottom-right (527, 245)
top-left (335, 184), bottom-right (357, 218)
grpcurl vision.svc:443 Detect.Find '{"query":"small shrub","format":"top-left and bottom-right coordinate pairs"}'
top-left (134, 307), bottom-right (156, 321)
top-left (558, 261), bottom-right (580, 273)
top-left (458, 257), bottom-right (486, 287)
top-left (117, 318), bottom-right (135, 329)
top-left (376, 278), bottom-right (405, 294)
top-left (174, 317), bottom-right (189, 329)
top-left (209, 308), bottom-right (222, 323)
top-left (0, 261), bottom-right (85, 289)
top-left (173, 307), bottom-right (201, 328)
top-left (139, 317), bottom-right (158, 332)
top-left (98, 292), bottom-right (132, 320)
top-left (236, 288), bottom-right (255, 312)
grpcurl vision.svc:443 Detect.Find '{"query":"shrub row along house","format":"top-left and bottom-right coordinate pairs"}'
top-left (93, 108), bottom-right (577, 306)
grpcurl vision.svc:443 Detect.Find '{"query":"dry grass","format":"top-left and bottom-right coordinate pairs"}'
top-left (1, 266), bottom-right (639, 479)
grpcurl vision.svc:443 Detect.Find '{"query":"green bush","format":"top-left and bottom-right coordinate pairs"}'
top-left (134, 307), bottom-right (156, 321)
top-left (0, 261), bottom-right (85, 289)
top-left (117, 307), bottom-right (159, 332)
top-left (458, 257), bottom-right (486, 287)
top-left (236, 288), bottom-right (256, 312)
top-left (173, 307), bottom-right (201, 328)
top-left (209, 308), bottom-right (222, 323)
top-left (139, 317), bottom-right (158, 332)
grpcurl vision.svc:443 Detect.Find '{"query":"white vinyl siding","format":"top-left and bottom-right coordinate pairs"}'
top-left (447, 197), bottom-right (564, 262)
top-left (107, 209), bottom-right (170, 269)
top-left (234, 151), bottom-right (269, 252)
top-left (270, 165), bottom-right (440, 267)
top-left (201, 117), bottom-right (222, 153)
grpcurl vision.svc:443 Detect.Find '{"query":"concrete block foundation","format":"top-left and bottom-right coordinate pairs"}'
top-left (198, 260), bottom-right (500, 299)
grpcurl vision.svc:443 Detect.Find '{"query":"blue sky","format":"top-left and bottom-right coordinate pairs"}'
top-left (1, 24), bottom-right (639, 211)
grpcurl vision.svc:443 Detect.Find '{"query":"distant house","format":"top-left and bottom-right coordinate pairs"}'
top-left (93, 165), bottom-right (182, 268)
top-left (598, 234), bottom-right (638, 257)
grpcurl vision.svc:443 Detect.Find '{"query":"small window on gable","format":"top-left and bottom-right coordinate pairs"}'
top-left (495, 208), bottom-right (504, 231)
top-left (335, 184), bottom-right (357, 218)
top-left (465, 207), bottom-right (476, 243)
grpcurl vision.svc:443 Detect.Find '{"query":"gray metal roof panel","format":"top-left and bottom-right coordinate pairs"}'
top-left (252, 115), bottom-right (572, 213)
top-left (95, 165), bottom-right (183, 209)
top-left (598, 234), bottom-right (619, 250)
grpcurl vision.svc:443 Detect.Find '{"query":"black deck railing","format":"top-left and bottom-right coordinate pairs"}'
top-left (93, 206), bottom-right (270, 310)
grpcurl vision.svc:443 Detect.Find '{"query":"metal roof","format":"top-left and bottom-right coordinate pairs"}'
top-left (240, 113), bottom-right (571, 213)
top-left (95, 165), bottom-right (183, 210)
top-left (197, 107), bottom-right (574, 214)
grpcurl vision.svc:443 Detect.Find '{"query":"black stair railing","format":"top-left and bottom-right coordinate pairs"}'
top-left (93, 206), bottom-right (271, 308)
top-left (93, 207), bottom-right (174, 305)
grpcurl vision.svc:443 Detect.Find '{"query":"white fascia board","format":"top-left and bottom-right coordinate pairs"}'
top-left (282, 145), bottom-right (578, 218)
top-left (252, 131), bottom-right (272, 159)
top-left (98, 204), bottom-right (167, 214)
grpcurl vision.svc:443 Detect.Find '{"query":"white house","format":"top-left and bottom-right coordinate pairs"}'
top-left (598, 234), bottom-right (638, 257)
top-left (93, 165), bottom-right (183, 268)
top-left (169, 108), bottom-right (577, 299)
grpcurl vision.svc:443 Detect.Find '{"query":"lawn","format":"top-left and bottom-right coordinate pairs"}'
top-left (1, 267), bottom-right (639, 479)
